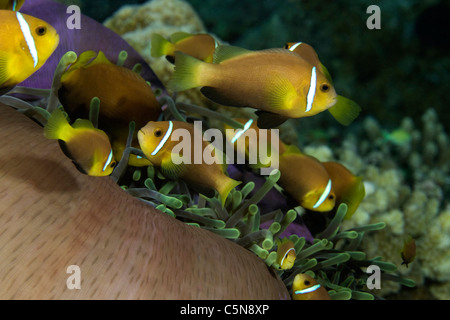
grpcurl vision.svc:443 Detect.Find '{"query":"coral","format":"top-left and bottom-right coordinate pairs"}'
top-left (104, 0), bottom-right (208, 103)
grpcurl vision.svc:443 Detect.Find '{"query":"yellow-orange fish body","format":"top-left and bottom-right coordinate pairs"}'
top-left (0, 10), bottom-right (59, 92)
top-left (58, 51), bottom-right (161, 165)
top-left (284, 41), bottom-right (362, 126)
top-left (292, 273), bottom-right (330, 300)
top-left (322, 161), bottom-right (365, 219)
top-left (138, 120), bottom-right (241, 206)
top-left (151, 32), bottom-right (217, 63)
top-left (44, 108), bottom-right (116, 176)
top-left (0, 0), bottom-right (24, 10)
top-left (59, 51), bottom-right (161, 131)
top-left (224, 118), bottom-right (285, 169)
top-left (276, 238), bottom-right (296, 270)
top-left (278, 145), bottom-right (335, 212)
top-left (401, 236), bottom-right (416, 268)
top-left (168, 45), bottom-right (337, 128)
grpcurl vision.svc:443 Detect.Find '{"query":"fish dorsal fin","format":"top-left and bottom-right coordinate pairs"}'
top-left (282, 143), bottom-right (303, 155)
top-left (72, 118), bottom-right (95, 129)
top-left (170, 31), bottom-right (193, 43)
top-left (213, 45), bottom-right (253, 64)
top-left (328, 95), bottom-right (361, 126)
top-left (86, 51), bottom-right (113, 67)
top-left (66, 50), bottom-right (98, 73)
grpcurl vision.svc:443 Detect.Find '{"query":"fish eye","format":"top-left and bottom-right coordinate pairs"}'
top-left (110, 162), bottom-right (116, 168)
top-left (154, 128), bottom-right (163, 138)
top-left (304, 280), bottom-right (310, 286)
top-left (320, 83), bottom-right (330, 92)
top-left (35, 26), bottom-right (47, 36)
top-left (329, 195), bottom-right (334, 200)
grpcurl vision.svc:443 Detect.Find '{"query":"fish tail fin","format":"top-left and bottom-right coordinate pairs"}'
top-left (328, 95), bottom-right (361, 126)
top-left (44, 108), bottom-right (73, 141)
top-left (217, 177), bottom-right (241, 207)
top-left (167, 51), bottom-right (205, 92)
top-left (342, 176), bottom-right (366, 219)
top-left (151, 33), bottom-right (173, 57)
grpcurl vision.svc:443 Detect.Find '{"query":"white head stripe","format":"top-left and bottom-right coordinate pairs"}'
top-left (295, 284), bottom-right (321, 295)
top-left (288, 42), bottom-right (302, 52)
top-left (313, 179), bottom-right (332, 209)
top-left (102, 150), bottom-right (114, 172)
top-left (151, 121), bottom-right (173, 156)
top-left (306, 66), bottom-right (317, 113)
top-left (231, 119), bottom-right (253, 143)
top-left (12, 0), bottom-right (17, 10)
top-left (16, 12), bottom-right (39, 68)
top-left (280, 247), bottom-right (296, 267)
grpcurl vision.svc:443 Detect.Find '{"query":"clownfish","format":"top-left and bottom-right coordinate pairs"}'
top-left (278, 145), bottom-right (335, 212)
top-left (137, 120), bottom-right (241, 206)
top-left (276, 238), bottom-right (296, 270)
top-left (0, 0), bottom-right (24, 10)
top-left (168, 45), bottom-right (358, 129)
top-left (322, 161), bottom-right (365, 219)
top-left (0, 10), bottom-right (59, 94)
top-left (151, 32), bottom-right (217, 63)
top-left (284, 41), bottom-right (361, 126)
top-left (59, 51), bottom-right (161, 131)
top-left (44, 108), bottom-right (116, 176)
top-left (292, 273), bottom-right (331, 300)
top-left (58, 51), bottom-right (161, 165)
top-left (224, 118), bottom-right (285, 170)
top-left (401, 236), bottom-right (416, 268)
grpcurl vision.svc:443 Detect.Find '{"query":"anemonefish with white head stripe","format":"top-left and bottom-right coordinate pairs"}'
top-left (44, 108), bottom-right (116, 177)
top-left (292, 273), bottom-right (331, 300)
top-left (168, 45), bottom-right (338, 129)
top-left (138, 120), bottom-right (241, 206)
top-left (285, 41), bottom-right (362, 126)
top-left (0, 9), bottom-right (59, 94)
top-left (278, 144), bottom-right (336, 212)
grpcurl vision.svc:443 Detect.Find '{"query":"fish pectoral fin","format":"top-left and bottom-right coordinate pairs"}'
top-left (160, 155), bottom-right (187, 180)
top-left (255, 111), bottom-right (288, 129)
top-left (0, 51), bottom-right (11, 87)
top-left (267, 74), bottom-right (297, 111)
top-left (200, 87), bottom-right (245, 107)
top-left (328, 95), bottom-right (361, 126)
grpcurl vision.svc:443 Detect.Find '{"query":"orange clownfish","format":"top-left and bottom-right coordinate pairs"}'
top-left (322, 161), bottom-right (365, 219)
top-left (278, 145), bottom-right (336, 212)
top-left (151, 31), bottom-right (217, 63)
top-left (401, 236), bottom-right (416, 268)
top-left (137, 120), bottom-right (241, 206)
top-left (44, 108), bottom-right (116, 177)
top-left (285, 41), bottom-right (361, 126)
top-left (0, 9), bottom-right (59, 94)
top-left (168, 45), bottom-right (342, 129)
top-left (276, 238), bottom-right (296, 270)
top-left (224, 118), bottom-right (285, 170)
top-left (292, 273), bottom-right (331, 300)
top-left (58, 51), bottom-right (161, 166)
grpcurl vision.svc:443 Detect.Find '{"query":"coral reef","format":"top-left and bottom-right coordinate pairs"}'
top-left (303, 108), bottom-right (450, 299)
